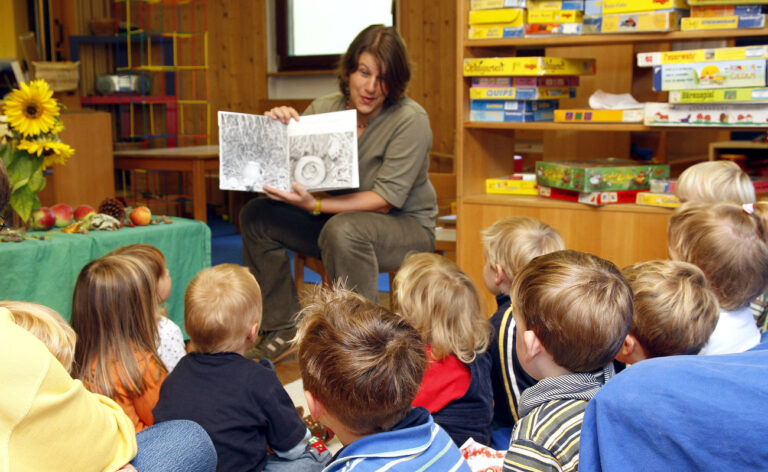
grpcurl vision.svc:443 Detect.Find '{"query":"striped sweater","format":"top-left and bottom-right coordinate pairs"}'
top-left (503, 368), bottom-right (613, 472)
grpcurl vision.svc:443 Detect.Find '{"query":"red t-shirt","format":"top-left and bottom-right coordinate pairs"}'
top-left (412, 345), bottom-right (471, 413)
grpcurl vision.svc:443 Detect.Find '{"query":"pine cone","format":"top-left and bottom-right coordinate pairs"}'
top-left (97, 197), bottom-right (126, 222)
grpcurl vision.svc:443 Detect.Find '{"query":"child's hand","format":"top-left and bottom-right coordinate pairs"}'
top-left (117, 464), bottom-right (138, 471)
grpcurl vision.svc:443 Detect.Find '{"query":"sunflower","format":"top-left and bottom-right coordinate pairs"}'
top-left (3, 80), bottom-right (60, 137)
top-left (18, 139), bottom-right (74, 169)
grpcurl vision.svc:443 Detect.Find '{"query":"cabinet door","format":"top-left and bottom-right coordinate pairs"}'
top-left (39, 111), bottom-right (115, 208)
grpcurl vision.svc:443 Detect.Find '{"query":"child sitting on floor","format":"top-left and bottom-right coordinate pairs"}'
top-left (295, 286), bottom-right (470, 471)
top-left (616, 260), bottom-right (719, 364)
top-left (153, 264), bottom-right (329, 472)
top-left (504, 250), bottom-right (633, 472)
top-left (0, 300), bottom-right (76, 372)
top-left (675, 160), bottom-right (755, 204)
top-left (71, 254), bottom-right (167, 432)
top-left (109, 244), bottom-right (186, 371)
top-left (393, 252), bottom-right (492, 446)
top-left (480, 216), bottom-right (565, 439)
top-left (668, 201), bottom-right (767, 355)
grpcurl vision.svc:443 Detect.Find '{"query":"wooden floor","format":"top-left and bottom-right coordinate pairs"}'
top-left (273, 289), bottom-right (392, 385)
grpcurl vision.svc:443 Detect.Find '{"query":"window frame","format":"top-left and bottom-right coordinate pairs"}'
top-left (274, 0), bottom-right (396, 72)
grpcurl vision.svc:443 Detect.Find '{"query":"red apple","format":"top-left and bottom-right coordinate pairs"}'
top-left (51, 203), bottom-right (74, 227)
top-left (130, 206), bottom-right (152, 226)
top-left (31, 207), bottom-right (56, 231)
top-left (74, 204), bottom-right (96, 222)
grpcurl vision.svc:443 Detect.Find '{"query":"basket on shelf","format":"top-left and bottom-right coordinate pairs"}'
top-left (30, 61), bottom-right (80, 92)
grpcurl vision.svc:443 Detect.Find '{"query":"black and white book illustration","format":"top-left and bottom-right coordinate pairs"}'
top-left (218, 109), bottom-right (359, 192)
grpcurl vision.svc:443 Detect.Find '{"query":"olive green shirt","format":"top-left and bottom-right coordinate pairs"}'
top-left (304, 93), bottom-right (437, 230)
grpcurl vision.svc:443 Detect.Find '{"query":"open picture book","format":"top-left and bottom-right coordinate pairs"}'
top-left (218, 109), bottom-right (359, 192)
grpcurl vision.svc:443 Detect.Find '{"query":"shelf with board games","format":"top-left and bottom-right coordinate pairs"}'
top-left (466, 27), bottom-right (768, 47)
top-left (454, 0), bottom-right (768, 310)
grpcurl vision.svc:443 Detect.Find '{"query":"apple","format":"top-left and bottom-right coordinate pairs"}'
top-left (31, 207), bottom-right (56, 231)
top-left (130, 206), bottom-right (152, 226)
top-left (74, 204), bottom-right (96, 222)
top-left (51, 203), bottom-right (74, 227)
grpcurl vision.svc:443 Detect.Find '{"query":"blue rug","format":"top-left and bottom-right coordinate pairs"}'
top-left (209, 215), bottom-right (389, 291)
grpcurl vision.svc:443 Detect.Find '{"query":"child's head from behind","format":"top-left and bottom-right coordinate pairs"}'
top-left (510, 250), bottom-right (633, 377)
top-left (71, 254), bottom-right (162, 396)
top-left (619, 260), bottom-right (719, 363)
top-left (675, 160), bottom-right (755, 204)
top-left (393, 252), bottom-right (488, 363)
top-left (0, 300), bottom-right (76, 372)
top-left (481, 216), bottom-right (565, 294)
top-left (109, 244), bottom-right (171, 304)
top-left (296, 287), bottom-right (426, 437)
top-left (668, 201), bottom-right (768, 310)
top-left (185, 264), bottom-right (262, 353)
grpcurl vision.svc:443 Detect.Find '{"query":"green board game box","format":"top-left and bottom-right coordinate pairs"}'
top-left (535, 159), bottom-right (670, 192)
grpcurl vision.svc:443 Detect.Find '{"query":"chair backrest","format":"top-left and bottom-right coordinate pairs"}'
top-left (429, 172), bottom-right (456, 217)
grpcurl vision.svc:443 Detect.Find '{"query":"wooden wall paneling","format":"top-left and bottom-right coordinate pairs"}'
top-left (208, 0), bottom-right (267, 144)
top-left (460, 198), bottom-right (671, 312)
top-left (399, 0), bottom-right (456, 167)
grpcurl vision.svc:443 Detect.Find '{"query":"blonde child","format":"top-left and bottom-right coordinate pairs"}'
top-left (675, 160), bottom-right (755, 204)
top-left (71, 254), bottom-right (168, 432)
top-left (616, 260), bottom-right (719, 364)
top-left (109, 244), bottom-right (186, 371)
top-left (505, 250), bottom-right (633, 472)
top-left (668, 201), bottom-right (767, 354)
top-left (0, 300), bottom-right (76, 372)
top-left (480, 216), bottom-right (565, 435)
top-left (153, 264), bottom-right (329, 472)
top-left (393, 252), bottom-right (492, 446)
top-left (296, 286), bottom-right (470, 471)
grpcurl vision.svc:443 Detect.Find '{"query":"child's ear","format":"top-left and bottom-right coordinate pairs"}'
top-left (616, 333), bottom-right (645, 364)
top-left (304, 390), bottom-right (325, 421)
top-left (522, 329), bottom-right (544, 360)
top-left (246, 324), bottom-right (259, 344)
top-left (495, 264), bottom-right (507, 287)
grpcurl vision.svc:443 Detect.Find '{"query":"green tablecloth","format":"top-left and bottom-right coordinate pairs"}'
top-left (0, 217), bottom-right (211, 337)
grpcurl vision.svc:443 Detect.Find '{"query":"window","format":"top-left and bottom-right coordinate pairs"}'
top-left (276, 0), bottom-right (394, 71)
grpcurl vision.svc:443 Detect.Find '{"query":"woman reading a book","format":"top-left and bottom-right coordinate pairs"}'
top-left (240, 24), bottom-right (437, 362)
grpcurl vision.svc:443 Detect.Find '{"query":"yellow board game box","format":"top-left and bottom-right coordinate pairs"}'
top-left (527, 9), bottom-right (584, 23)
top-left (635, 192), bottom-right (681, 208)
top-left (602, 0), bottom-right (687, 14)
top-left (637, 45), bottom-right (768, 67)
top-left (554, 109), bottom-right (644, 123)
top-left (669, 88), bottom-right (768, 104)
top-left (463, 57), bottom-right (596, 76)
top-left (470, 0), bottom-right (526, 9)
top-left (600, 10), bottom-right (683, 33)
top-left (469, 8), bottom-right (525, 25)
top-left (681, 15), bottom-right (766, 31)
top-left (486, 175), bottom-right (539, 195)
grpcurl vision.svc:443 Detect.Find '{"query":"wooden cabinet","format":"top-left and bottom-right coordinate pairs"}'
top-left (38, 110), bottom-right (115, 208)
top-left (454, 0), bottom-right (768, 309)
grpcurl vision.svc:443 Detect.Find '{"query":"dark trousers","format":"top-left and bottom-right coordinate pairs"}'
top-left (239, 197), bottom-right (435, 332)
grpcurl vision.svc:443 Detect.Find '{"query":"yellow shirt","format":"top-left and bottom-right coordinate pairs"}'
top-left (0, 308), bottom-right (137, 471)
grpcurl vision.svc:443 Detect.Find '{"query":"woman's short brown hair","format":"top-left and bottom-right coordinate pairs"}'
top-left (296, 286), bottom-right (426, 436)
top-left (668, 201), bottom-right (768, 310)
top-left (337, 24), bottom-right (411, 107)
top-left (510, 250), bottom-right (634, 373)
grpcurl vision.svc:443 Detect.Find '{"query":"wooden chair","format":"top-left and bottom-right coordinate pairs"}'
top-left (294, 253), bottom-right (396, 306)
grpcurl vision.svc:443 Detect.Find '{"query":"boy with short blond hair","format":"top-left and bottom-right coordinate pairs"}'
top-left (675, 160), bottom-right (755, 204)
top-left (296, 286), bottom-right (470, 472)
top-left (617, 260), bottom-right (719, 364)
top-left (504, 250), bottom-right (633, 472)
top-left (480, 217), bottom-right (565, 435)
top-left (153, 264), bottom-right (329, 472)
